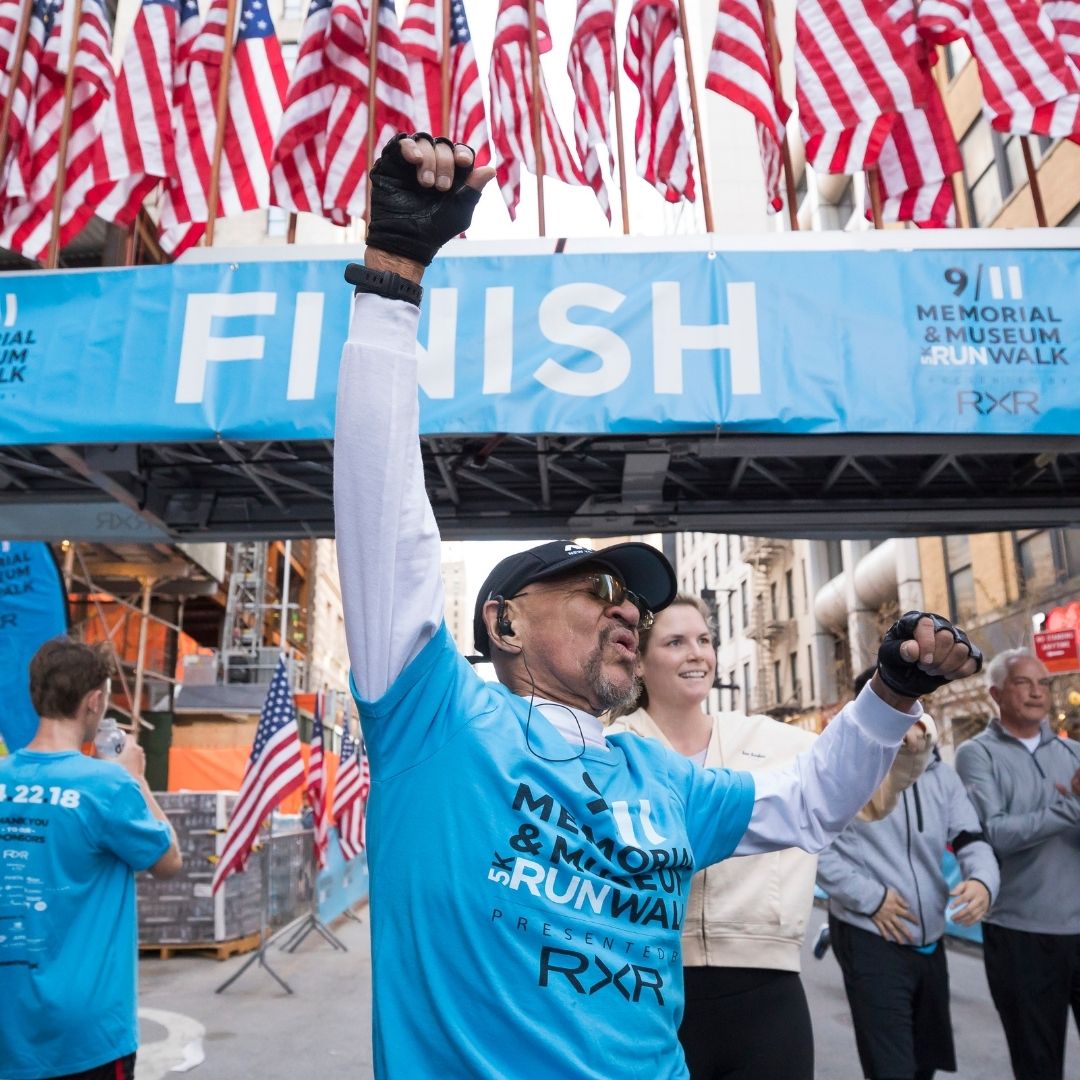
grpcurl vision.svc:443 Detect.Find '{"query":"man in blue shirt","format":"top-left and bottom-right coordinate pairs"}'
top-left (333, 133), bottom-right (983, 1078)
top-left (0, 638), bottom-right (181, 1080)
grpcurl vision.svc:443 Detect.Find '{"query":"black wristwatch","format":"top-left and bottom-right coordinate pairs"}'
top-left (344, 263), bottom-right (423, 307)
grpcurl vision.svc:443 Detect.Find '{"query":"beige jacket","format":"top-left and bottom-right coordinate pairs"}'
top-left (607, 707), bottom-right (936, 973)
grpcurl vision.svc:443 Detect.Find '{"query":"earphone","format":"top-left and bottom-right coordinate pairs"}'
top-left (494, 595), bottom-right (515, 639)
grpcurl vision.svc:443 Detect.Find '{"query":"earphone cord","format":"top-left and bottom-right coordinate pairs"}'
top-left (520, 646), bottom-right (586, 763)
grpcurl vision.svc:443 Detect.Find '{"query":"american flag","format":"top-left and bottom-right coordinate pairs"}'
top-left (322, 0), bottom-right (414, 222)
top-left (211, 657), bottom-right (305, 893)
top-left (88, 0), bottom-right (185, 226)
top-left (1044, 1), bottom-right (1080, 66)
top-left (0, 0), bottom-right (113, 263)
top-left (333, 726), bottom-right (370, 861)
top-left (918, 0), bottom-right (1080, 140)
top-left (305, 691), bottom-right (330, 869)
top-left (400, 0), bottom-right (489, 163)
top-left (623, 0), bottom-right (695, 205)
top-left (873, 0), bottom-right (960, 228)
top-left (706, 0), bottom-right (790, 213)
top-left (488, 0), bottom-right (585, 220)
top-left (159, 0), bottom-right (288, 255)
top-left (794, 0), bottom-right (924, 177)
top-left (566, 0), bottom-right (614, 221)
top-left (270, 0), bottom-right (333, 215)
top-left (0, 0), bottom-right (50, 194)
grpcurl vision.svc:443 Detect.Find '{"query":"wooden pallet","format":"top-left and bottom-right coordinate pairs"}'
top-left (139, 930), bottom-right (262, 962)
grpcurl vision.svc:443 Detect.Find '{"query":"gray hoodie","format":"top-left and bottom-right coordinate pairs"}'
top-left (955, 718), bottom-right (1080, 934)
top-left (817, 757), bottom-right (999, 946)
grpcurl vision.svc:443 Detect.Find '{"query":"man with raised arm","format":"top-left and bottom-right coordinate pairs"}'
top-left (334, 133), bottom-right (983, 1079)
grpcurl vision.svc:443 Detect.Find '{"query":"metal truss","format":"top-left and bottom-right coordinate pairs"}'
top-left (1, 433), bottom-right (1079, 542)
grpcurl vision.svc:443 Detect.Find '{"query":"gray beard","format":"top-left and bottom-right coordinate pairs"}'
top-left (583, 639), bottom-right (637, 713)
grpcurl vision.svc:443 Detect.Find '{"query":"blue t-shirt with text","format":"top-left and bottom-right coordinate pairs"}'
top-left (354, 623), bottom-right (756, 1079)
top-left (0, 750), bottom-right (172, 1078)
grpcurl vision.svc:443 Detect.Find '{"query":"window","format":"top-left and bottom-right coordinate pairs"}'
top-left (773, 661), bottom-right (782, 703)
top-left (945, 535), bottom-right (977, 625)
top-left (1064, 529), bottom-right (1080, 578)
top-left (726, 594), bottom-right (735, 640)
top-left (801, 559), bottom-right (809, 613)
top-left (789, 651), bottom-right (799, 699)
top-left (724, 534), bottom-right (731, 566)
top-left (728, 671), bottom-right (737, 712)
top-left (770, 582), bottom-right (779, 620)
top-left (825, 539), bottom-right (843, 579)
top-left (961, 117), bottom-right (1001, 226)
top-left (742, 663), bottom-right (751, 709)
top-left (944, 38), bottom-right (971, 80)
top-left (1016, 529), bottom-right (1058, 594)
top-left (266, 206), bottom-right (287, 238)
top-left (740, 580), bottom-right (749, 628)
top-left (807, 644), bottom-right (816, 701)
top-left (711, 544), bottom-right (719, 584)
top-left (960, 119), bottom-right (1051, 227)
top-left (785, 568), bottom-right (795, 619)
top-left (280, 40), bottom-right (300, 72)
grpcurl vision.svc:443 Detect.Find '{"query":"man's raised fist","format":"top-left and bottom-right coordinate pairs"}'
top-left (366, 133), bottom-right (496, 267)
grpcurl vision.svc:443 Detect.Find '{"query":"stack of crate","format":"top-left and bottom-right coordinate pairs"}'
top-left (137, 792), bottom-right (262, 945)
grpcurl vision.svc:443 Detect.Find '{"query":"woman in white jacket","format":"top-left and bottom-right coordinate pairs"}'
top-left (607, 595), bottom-right (932, 1080)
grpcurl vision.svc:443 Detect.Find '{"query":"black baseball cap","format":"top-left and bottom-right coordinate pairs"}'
top-left (472, 539), bottom-right (677, 657)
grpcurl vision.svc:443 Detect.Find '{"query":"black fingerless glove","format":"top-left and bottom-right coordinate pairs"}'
top-left (366, 133), bottom-right (482, 266)
top-left (876, 610), bottom-right (983, 698)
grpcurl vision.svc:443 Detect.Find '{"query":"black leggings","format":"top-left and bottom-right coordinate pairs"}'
top-left (678, 966), bottom-right (814, 1080)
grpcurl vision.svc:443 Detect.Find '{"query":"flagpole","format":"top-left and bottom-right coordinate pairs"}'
top-left (610, 24), bottom-right (631, 235)
top-left (0, 0), bottom-right (34, 179)
top-left (866, 166), bottom-right (884, 228)
top-left (525, 0), bottom-right (546, 236)
top-left (1020, 139), bottom-right (1047, 227)
top-left (761, 0), bottom-right (799, 231)
top-left (46, 0), bottom-right (84, 269)
top-left (286, 211), bottom-right (297, 243)
top-left (675, 0), bottom-right (714, 232)
top-left (204, 0), bottom-right (240, 247)
top-left (362, 0), bottom-right (381, 224)
top-left (440, 0), bottom-right (451, 136)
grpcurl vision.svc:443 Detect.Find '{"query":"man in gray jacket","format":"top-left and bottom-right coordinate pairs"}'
top-left (818, 696), bottom-right (998, 1080)
top-left (956, 648), bottom-right (1080, 1080)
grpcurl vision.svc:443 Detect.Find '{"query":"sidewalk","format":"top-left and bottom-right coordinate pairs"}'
top-left (133, 902), bottom-right (1078, 1079)
top-left (135, 909), bottom-right (375, 1080)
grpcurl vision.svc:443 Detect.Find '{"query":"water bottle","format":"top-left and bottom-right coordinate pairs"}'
top-left (94, 716), bottom-right (126, 759)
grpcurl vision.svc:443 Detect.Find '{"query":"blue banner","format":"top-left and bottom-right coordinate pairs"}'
top-left (0, 542), bottom-right (68, 750)
top-left (1, 235), bottom-right (1077, 444)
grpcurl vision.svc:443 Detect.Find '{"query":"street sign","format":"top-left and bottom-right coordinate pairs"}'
top-left (1033, 629), bottom-right (1080, 674)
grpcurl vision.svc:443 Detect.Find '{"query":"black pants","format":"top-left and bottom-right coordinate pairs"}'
top-left (830, 915), bottom-right (956, 1080)
top-left (982, 923), bottom-right (1080, 1080)
top-left (678, 966), bottom-right (813, 1080)
top-left (45, 1054), bottom-right (135, 1080)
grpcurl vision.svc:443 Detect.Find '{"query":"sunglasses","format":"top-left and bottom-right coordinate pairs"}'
top-left (581, 573), bottom-right (654, 630)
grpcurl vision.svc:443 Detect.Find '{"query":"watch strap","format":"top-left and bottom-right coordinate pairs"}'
top-left (344, 263), bottom-right (423, 307)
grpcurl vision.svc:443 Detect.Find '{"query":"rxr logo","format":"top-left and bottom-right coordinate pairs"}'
top-left (539, 946), bottom-right (665, 1005)
top-left (957, 389), bottom-right (1040, 415)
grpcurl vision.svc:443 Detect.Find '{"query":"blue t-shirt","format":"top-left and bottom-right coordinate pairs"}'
top-left (354, 623), bottom-right (756, 1079)
top-left (0, 750), bottom-right (172, 1078)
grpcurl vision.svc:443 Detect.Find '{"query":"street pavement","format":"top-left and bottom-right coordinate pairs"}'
top-left (134, 901), bottom-right (1079, 1079)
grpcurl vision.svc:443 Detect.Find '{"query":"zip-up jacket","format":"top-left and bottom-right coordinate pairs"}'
top-left (817, 757), bottom-right (999, 946)
top-left (955, 719), bottom-right (1080, 934)
top-left (607, 708), bottom-right (934, 971)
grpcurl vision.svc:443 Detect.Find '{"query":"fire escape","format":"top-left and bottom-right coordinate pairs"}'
top-left (743, 537), bottom-right (794, 713)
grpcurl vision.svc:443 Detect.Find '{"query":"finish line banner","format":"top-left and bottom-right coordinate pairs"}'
top-left (1, 235), bottom-right (1077, 445)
